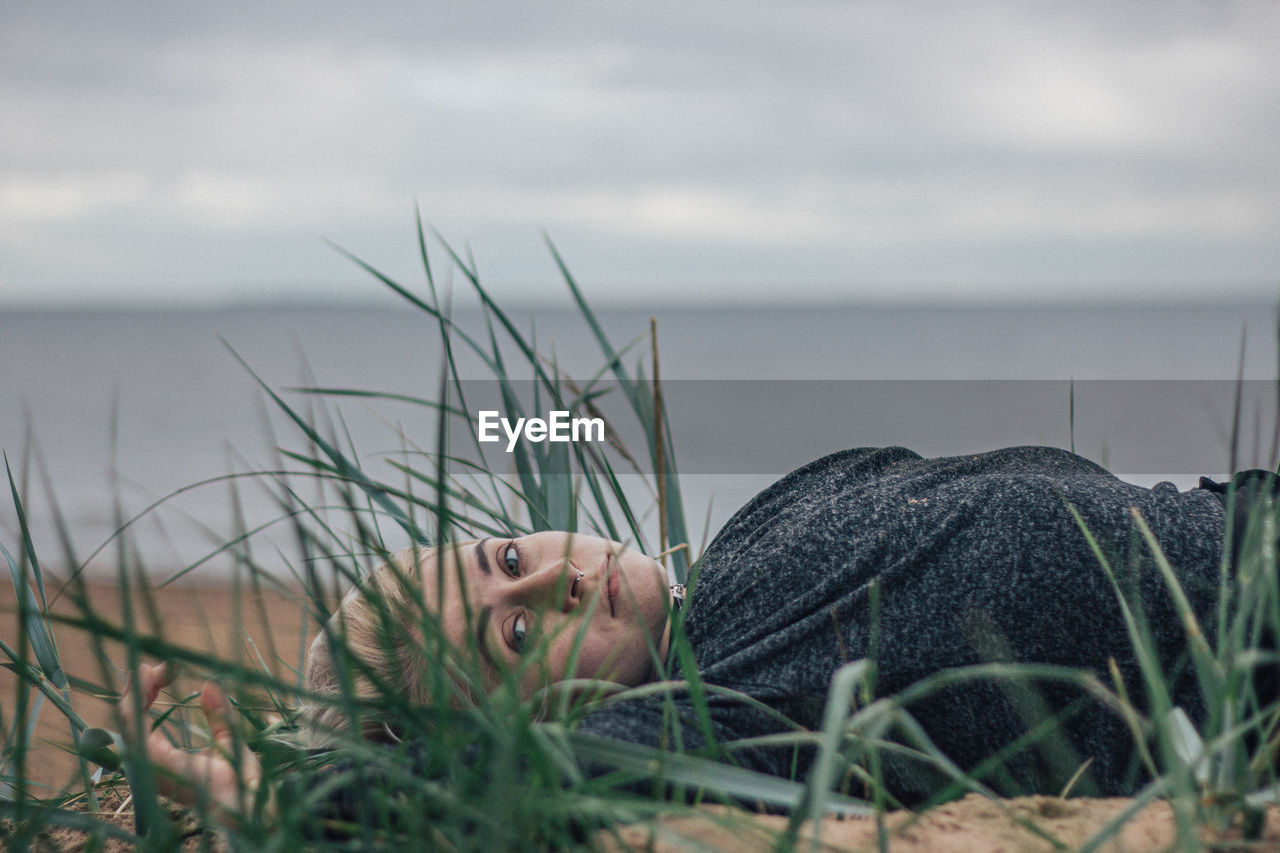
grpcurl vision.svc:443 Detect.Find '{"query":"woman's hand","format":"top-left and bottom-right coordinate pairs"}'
top-left (119, 662), bottom-right (265, 822)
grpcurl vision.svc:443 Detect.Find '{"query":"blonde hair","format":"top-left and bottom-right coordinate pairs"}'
top-left (300, 546), bottom-right (462, 746)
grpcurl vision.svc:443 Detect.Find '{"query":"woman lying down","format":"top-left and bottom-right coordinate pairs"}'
top-left (122, 445), bottom-right (1274, 824)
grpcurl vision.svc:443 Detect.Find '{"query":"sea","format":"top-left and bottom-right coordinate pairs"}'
top-left (2, 300), bottom-right (1278, 583)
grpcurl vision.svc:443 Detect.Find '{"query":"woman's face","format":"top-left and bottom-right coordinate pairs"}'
top-left (420, 532), bottom-right (671, 695)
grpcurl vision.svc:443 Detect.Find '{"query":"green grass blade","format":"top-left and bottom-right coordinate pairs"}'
top-left (566, 731), bottom-right (873, 817)
top-left (1130, 507), bottom-right (1224, 700)
top-left (0, 540), bottom-right (66, 692)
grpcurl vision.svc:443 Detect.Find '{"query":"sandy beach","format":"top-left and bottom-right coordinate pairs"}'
top-left (1, 575), bottom-right (312, 794)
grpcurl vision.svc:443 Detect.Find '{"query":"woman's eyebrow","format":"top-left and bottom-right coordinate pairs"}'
top-left (475, 606), bottom-right (499, 670)
top-left (474, 537), bottom-right (492, 575)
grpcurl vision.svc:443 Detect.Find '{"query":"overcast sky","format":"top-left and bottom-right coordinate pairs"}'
top-left (2, 1), bottom-right (1278, 307)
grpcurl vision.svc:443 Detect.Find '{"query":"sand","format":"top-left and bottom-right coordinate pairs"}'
top-left (609, 797), bottom-right (1280, 851)
top-left (20, 790), bottom-right (1280, 851)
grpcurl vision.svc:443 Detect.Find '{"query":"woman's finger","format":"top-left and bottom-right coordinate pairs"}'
top-left (140, 662), bottom-right (174, 706)
top-left (118, 662), bottom-right (175, 735)
top-left (200, 681), bottom-right (234, 752)
top-left (201, 681), bottom-right (262, 788)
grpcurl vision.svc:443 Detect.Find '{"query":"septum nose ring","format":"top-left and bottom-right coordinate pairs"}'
top-left (571, 569), bottom-right (585, 597)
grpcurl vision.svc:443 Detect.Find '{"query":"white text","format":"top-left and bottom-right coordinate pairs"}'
top-left (476, 410), bottom-right (605, 452)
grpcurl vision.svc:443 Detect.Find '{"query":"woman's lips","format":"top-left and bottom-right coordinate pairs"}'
top-left (603, 558), bottom-right (618, 617)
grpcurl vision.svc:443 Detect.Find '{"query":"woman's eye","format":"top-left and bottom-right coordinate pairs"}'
top-left (503, 543), bottom-right (520, 577)
top-left (511, 613), bottom-right (528, 651)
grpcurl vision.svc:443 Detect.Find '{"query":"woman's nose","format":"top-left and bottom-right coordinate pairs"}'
top-left (510, 562), bottom-right (582, 612)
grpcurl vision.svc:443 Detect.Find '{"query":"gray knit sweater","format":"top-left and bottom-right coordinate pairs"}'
top-left (576, 445), bottom-right (1227, 799)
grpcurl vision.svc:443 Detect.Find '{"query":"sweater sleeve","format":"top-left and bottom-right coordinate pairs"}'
top-left (574, 692), bottom-right (791, 775)
top-left (571, 692), bottom-right (812, 805)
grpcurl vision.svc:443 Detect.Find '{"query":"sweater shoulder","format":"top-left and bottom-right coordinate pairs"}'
top-left (700, 446), bottom-right (922, 553)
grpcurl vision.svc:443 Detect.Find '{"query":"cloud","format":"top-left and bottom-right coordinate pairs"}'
top-left (0, 172), bottom-right (149, 221)
top-left (1, 1), bottom-right (1278, 304)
